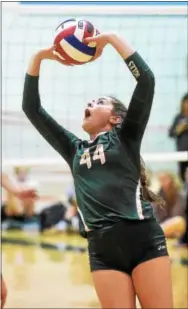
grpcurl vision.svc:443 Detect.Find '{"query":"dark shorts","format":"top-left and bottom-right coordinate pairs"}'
top-left (87, 219), bottom-right (168, 275)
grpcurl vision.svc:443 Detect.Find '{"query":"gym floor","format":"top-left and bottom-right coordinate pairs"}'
top-left (2, 230), bottom-right (188, 308)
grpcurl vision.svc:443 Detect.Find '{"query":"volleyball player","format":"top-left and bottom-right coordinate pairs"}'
top-left (23, 33), bottom-right (173, 308)
top-left (1, 172), bottom-right (37, 308)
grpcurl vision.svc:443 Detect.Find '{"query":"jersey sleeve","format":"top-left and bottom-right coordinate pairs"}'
top-left (119, 52), bottom-right (155, 144)
top-left (22, 74), bottom-right (80, 167)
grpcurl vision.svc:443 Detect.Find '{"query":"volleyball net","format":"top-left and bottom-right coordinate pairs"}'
top-left (2, 2), bottom-right (188, 194)
top-left (2, 151), bottom-right (187, 197)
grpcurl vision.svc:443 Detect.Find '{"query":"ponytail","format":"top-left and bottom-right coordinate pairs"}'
top-left (140, 157), bottom-right (165, 208)
top-left (111, 96), bottom-right (165, 208)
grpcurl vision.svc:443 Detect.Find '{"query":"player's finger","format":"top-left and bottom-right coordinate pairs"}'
top-left (83, 36), bottom-right (99, 44)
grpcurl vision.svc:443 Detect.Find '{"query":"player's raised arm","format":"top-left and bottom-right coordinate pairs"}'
top-left (22, 47), bottom-right (80, 167)
top-left (109, 34), bottom-right (155, 141)
top-left (84, 33), bottom-right (155, 143)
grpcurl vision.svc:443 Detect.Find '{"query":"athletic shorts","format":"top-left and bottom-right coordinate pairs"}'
top-left (87, 219), bottom-right (168, 275)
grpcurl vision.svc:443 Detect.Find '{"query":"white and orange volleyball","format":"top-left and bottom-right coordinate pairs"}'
top-left (54, 19), bottom-right (99, 65)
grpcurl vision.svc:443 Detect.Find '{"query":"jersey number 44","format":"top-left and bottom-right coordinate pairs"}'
top-left (80, 144), bottom-right (106, 169)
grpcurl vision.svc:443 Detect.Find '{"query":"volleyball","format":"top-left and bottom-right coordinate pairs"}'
top-left (54, 19), bottom-right (99, 65)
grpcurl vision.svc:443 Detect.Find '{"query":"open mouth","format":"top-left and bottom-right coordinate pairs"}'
top-left (84, 109), bottom-right (91, 119)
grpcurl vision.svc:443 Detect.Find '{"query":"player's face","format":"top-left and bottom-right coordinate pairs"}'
top-left (82, 96), bottom-right (115, 134)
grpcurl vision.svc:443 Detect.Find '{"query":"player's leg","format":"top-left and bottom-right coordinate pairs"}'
top-left (87, 222), bottom-right (136, 308)
top-left (92, 270), bottom-right (136, 308)
top-left (130, 219), bottom-right (173, 308)
top-left (1, 274), bottom-right (8, 308)
top-left (132, 256), bottom-right (173, 308)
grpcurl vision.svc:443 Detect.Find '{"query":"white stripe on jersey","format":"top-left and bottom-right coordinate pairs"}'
top-left (77, 207), bottom-right (91, 231)
top-left (136, 181), bottom-right (144, 220)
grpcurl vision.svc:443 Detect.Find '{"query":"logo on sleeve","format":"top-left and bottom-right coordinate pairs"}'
top-left (128, 61), bottom-right (140, 79)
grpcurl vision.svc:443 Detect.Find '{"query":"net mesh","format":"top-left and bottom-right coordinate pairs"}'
top-left (2, 3), bottom-right (188, 174)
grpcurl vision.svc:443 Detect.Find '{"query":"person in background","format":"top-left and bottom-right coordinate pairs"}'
top-left (42, 184), bottom-right (79, 233)
top-left (169, 93), bottom-right (188, 182)
top-left (14, 166), bottom-right (38, 218)
top-left (179, 167), bottom-right (188, 245)
top-left (2, 167), bottom-right (38, 223)
top-left (1, 172), bottom-right (37, 200)
top-left (1, 172), bottom-right (37, 308)
top-left (153, 172), bottom-right (186, 238)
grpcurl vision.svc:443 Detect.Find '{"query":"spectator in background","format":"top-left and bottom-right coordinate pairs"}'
top-left (153, 172), bottom-right (186, 238)
top-left (4, 166), bottom-right (38, 220)
top-left (53, 184), bottom-right (79, 233)
top-left (179, 167), bottom-right (188, 245)
top-left (39, 184), bottom-right (79, 233)
top-left (169, 93), bottom-right (188, 182)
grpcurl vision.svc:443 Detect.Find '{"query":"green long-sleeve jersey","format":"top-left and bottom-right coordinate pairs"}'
top-left (23, 52), bottom-right (155, 236)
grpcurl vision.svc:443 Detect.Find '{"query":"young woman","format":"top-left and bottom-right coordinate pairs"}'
top-left (1, 172), bottom-right (37, 308)
top-left (23, 33), bottom-right (173, 308)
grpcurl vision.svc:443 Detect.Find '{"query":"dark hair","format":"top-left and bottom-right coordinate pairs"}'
top-left (181, 93), bottom-right (188, 114)
top-left (109, 96), bottom-right (128, 119)
top-left (109, 96), bottom-right (165, 208)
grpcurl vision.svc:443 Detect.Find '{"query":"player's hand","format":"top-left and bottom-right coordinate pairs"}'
top-left (84, 32), bottom-right (111, 48)
top-left (84, 33), bottom-right (112, 61)
top-left (38, 46), bottom-right (73, 66)
top-left (15, 188), bottom-right (38, 200)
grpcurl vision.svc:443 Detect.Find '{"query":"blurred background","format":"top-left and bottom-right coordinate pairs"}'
top-left (1, 1), bottom-right (188, 308)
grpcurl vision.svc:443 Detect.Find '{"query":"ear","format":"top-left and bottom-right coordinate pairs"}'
top-left (109, 115), bottom-right (122, 125)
